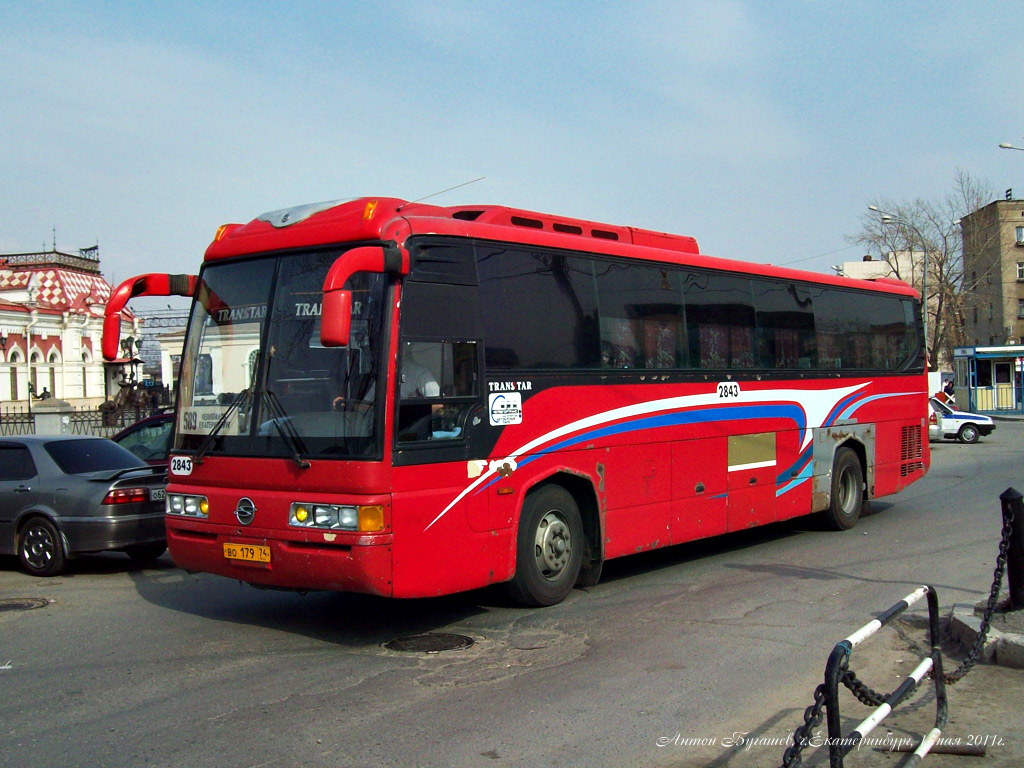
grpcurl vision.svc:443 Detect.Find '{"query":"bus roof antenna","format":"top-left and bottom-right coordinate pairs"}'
top-left (399, 177), bottom-right (486, 210)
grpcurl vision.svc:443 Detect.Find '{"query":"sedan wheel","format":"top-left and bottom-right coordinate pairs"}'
top-left (958, 424), bottom-right (980, 444)
top-left (19, 518), bottom-right (66, 577)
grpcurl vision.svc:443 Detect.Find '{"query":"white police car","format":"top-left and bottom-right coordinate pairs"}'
top-left (928, 397), bottom-right (996, 444)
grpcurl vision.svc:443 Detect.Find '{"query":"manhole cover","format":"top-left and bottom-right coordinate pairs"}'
top-left (384, 632), bottom-right (475, 653)
top-left (0, 598), bottom-right (50, 613)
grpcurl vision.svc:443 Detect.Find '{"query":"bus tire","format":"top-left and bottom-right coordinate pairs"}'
top-left (506, 485), bottom-right (584, 607)
top-left (823, 447), bottom-right (863, 531)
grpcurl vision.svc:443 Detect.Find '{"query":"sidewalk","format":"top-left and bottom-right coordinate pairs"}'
top-left (669, 609), bottom-right (1024, 767)
top-left (827, 601), bottom-right (1024, 767)
top-left (878, 610), bottom-right (1024, 768)
top-left (990, 412), bottom-right (1024, 421)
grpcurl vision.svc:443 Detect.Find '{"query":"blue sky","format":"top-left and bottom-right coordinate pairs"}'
top-left (2, 1), bottom-right (1022, 305)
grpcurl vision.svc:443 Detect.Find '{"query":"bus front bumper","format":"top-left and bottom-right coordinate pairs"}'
top-left (165, 518), bottom-right (394, 596)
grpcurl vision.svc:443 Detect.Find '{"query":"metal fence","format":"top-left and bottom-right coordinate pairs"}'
top-left (0, 409), bottom-right (35, 436)
top-left (67, 406), bottom-right (151, 437)
top-left (1, 405), bottom-right (153, 438)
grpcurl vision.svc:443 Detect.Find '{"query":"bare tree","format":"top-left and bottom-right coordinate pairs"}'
top-left (849, 169), bottom-right (994, 370)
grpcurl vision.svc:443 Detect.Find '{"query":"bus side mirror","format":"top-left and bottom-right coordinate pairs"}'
top-left (320, 290), bottom-right (353, 347)
top-left (320, 245), bottom-right (406, 347)
top-left (102, 314), bottom-right (124, 361)
top-left (102, 273), bottom-right (197, 360)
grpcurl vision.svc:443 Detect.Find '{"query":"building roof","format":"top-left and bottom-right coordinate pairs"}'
top-left (0, 250), bottom-right (113, 318)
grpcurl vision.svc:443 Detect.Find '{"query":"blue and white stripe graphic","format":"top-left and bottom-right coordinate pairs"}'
top-left (425, 382), bottom-right (918, 531)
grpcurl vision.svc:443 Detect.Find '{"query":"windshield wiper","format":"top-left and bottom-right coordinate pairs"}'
top-left (191, 387), bottom-right (252, 465)
top-left (260, 387), bottom-right (311, 469)
top-left (253, 344), bottom-right (310, 469)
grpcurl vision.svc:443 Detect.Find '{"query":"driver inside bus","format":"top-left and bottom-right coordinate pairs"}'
top-left (400, 352), bottom-right (440, 398)
top-left (397, 342), bottom-right (454, 440)
top-left (332, 379), bottom-right (375, 412)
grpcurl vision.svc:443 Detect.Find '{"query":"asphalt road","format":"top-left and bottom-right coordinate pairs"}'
top-left (2, 423), bottom-right (1023, 768)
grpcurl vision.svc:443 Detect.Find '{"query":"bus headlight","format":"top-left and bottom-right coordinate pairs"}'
top-left (167, 493), bottom-right (209, 518)
top-left (289, 503), bottom-right (384, 532)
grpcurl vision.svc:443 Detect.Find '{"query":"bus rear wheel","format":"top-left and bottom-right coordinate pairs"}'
top-left (507, 485), bottom-right (584, 607)
top-left (823, 447), bottom-right (864, 531)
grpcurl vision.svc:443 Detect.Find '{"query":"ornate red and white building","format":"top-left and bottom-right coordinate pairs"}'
top-left (0, 248), bottom-right (137, 409)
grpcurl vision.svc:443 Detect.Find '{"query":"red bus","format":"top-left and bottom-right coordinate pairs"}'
top-left (103, 197), bottom-right (929, 605)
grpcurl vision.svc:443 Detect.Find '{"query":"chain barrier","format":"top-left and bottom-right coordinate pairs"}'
top-left (780, 493), bottom-right (1019, 768)
top-left (841, 668), bottom-right (891, 707)
top-left (779, 684), bottom-right (827, 768)
top-left (780, 653), bottom-right (918, 766)
top-left (943, 508), bottom-right (1013, 683)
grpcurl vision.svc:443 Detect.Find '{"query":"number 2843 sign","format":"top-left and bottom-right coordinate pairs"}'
top-left (717, 382), bottom-right (740, 399)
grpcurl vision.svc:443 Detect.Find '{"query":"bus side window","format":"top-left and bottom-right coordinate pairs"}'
top-left (397, 340), bottom-right (479, 442)
top-left (400, 342), bottom-right (442, 399)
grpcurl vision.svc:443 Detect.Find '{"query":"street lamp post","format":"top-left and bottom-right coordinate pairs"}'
top-left (999, 142), bottom-right (1024, 152)
top-left (868, 205), bottom-right (931, 365)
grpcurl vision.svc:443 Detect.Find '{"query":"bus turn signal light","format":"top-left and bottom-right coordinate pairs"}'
top-left (358, 505), bottom-right (385, 532)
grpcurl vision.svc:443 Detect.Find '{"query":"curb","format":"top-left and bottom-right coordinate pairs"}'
top-left (948, 598), bottom-right (1024, 669)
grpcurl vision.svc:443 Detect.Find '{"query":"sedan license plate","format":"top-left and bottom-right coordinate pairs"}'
top-left (151, 488), bottom-right (166, 502)
top-left (223, 543), bottom-right (271, 564)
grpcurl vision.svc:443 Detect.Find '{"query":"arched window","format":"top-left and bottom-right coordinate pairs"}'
top-left (82, 351), bottom-right (90, 398)
top-left (30, 350), bottom-right (42, 395)
top-left (9, 349), bottom-right (22, 400)
top-left (48, 350), bottom-right (59, 396)
top-left (248, 348), bottom-right (260, 385)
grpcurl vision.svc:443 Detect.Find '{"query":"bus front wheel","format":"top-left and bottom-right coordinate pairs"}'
top-left (507, 485), bottom-right (584, 607)
top-left (823, 447), bottom-right (864, 531)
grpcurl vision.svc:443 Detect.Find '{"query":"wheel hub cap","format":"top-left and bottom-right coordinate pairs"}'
top-left (24, 528), bottom-right (54, 569)
top-left (534, 511), bottom-right (571, 579)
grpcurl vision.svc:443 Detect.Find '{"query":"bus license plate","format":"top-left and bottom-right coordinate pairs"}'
top-left (223, 543), bottom-right (271, 563)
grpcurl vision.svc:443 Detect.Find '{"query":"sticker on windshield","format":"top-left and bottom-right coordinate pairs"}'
top-left (180, 406), bottom-right (244, 435)
top-left (488, 392), bottom-right (523, 426)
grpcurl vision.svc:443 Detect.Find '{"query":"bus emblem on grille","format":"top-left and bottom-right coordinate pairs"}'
top-left (235, 497), bottom-right (257, 525)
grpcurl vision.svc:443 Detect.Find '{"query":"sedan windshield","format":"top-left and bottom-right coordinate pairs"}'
top-left (175, 249), bottom-right (387, 460)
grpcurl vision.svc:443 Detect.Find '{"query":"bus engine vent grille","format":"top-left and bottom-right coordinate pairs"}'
top-left (900, 424), bottom-right (924, 476)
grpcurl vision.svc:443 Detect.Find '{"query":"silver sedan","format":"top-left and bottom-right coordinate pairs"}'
top-left (0, 435), bottom-right (167, 576)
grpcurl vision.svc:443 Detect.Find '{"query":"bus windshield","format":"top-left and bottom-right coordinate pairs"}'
top-left (175, 250), bottom-right (388, 460)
